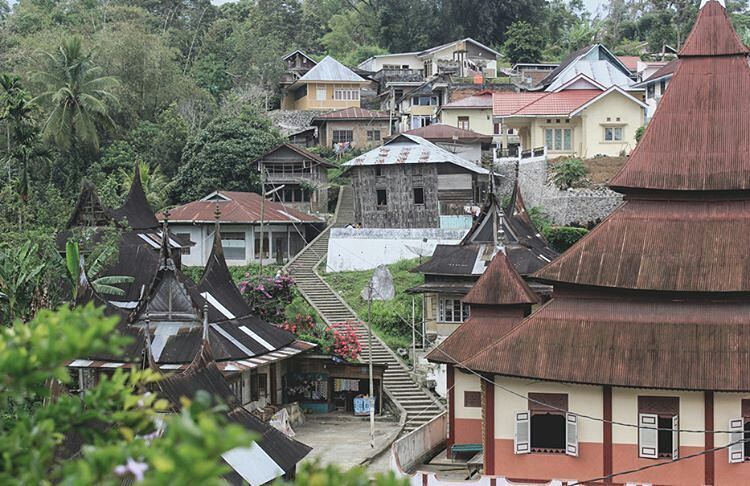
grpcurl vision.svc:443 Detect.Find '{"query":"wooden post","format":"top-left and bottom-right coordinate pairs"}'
top-left (705, 391), bottom-right (715, 486)
top-left (483, 374), bottom-right (495, 475)
top-left (447, 365), bottom-right (455, 454)
top-left (603, 385), bottom-right (613, 483)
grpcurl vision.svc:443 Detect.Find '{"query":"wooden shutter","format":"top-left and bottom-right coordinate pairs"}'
top-left (729, 418), bottom-right (744, 464)
top-left (566, 413), bottom-right (578, 457)
top-left (514, 411), bottom-right (530, 454)
top-left (639, 413), bottom-right (658, 459)
top-left (672, 415), bottom-right (679, 460)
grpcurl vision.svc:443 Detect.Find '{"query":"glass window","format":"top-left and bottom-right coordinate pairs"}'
top-left (545, 128), bottom-right (572, 151)
top-left (334, 88), bottom-right (360, 101)
top-left (332, 130), bottom-right (353, 143)
top-left (316, 86), bottom-right (326, 101)
top-left (438, 298), bottom-right (470, 323)
top-left (176, 233), bottom-right (191, 255)
top-left (367, 130), bottom-right (381, 142)
top-left (493, 122), bottom-right (500, 135)
top-left (604, 127), bottom-right (624, 141)
top-left (413, 187), bottom-right (424, 205)
top-left (457, 116), bottom-right (470, 130)
top-left (221, 231), bottom-right (246, 260)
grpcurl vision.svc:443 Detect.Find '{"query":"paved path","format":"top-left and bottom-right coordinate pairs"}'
top-left (285, 186), bottom-right (444, 435)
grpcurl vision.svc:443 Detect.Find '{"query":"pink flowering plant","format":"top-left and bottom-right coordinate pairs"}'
top-left (281, 315), bottom-right (362, 361)
top-left (238, 273), bottom-right (296, 323)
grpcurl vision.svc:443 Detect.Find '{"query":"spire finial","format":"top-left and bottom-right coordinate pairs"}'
top-left (202, 302), bottom-right (209, 342)
top-left (160, 208), bottom-right (172, 262)
top-left (145, 309), bottom-right (153, 365)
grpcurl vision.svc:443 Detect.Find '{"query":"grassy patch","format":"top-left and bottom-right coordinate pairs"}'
top-left (322, 259), bottom-right (425, 355)
top-left (182, 263), bottom-right (282, 284)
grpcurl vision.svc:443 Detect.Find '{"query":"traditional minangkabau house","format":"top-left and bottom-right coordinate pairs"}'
top-left (409, 184), bottom-right (557, 339)
top-left (426, 248), bottom-right (538, 457)
top-left (157, 341), bottom-right (311, 484)
top-left (401, 2), bottom-right (750, 484)
top-left (342, 133), bottom-right (492, 229)
top-left (68, 216), bottom-right (316, 410)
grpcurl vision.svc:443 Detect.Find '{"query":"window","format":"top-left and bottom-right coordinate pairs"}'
top-left (366, 129), bottom-right (381, 142)
top-left (375, 166), bottom-right (383, 177)
top-left (316, 86), bottom-right (326, 101)
top-left (728, 399), bottom-right (750, 463)
top-left (647, 83), bottom-right (655, 98)
top-left (334, 88), bottom-right (360, 101)
top-left (604, 127), bottom-right (624, 141)
top-left (274, 186), bottom-right (309, 203)
top-left (228, 375), bottom-right (244, 402)
top-left (660, 79), bottom-right (667, 94)
top-left (514, 393), bottom-right (578, 457)
top-left (332, 130), bottom-right (353, 143)
top-left (221, 232), bottom-right (246, 260)
top-left (438, 297), bottom-right (469, 323)
top-left (411, 96), bottom-right (438, 106)
top-left (376, 189), bottom-right (387, 209)
top-left (457, 116), bottom-right (470, 130)
top-left (254, 233), bottom-right (269, 259)
top-left (638, 396), bottom-right (679, 459)
top-left (413, 187), bottom-right (425, 205)
top-left (464, 391), bottom-right (481, 408)
top-left (176, 233), bottom-right (191, 255)
top-left (411, 115), bottom-right (432, 129)
top-left (544, 128), bottom-right (572, 151)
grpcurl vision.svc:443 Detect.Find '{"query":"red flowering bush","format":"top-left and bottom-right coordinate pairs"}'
top-left (238, 273), bottom-right (295, 323)
top-left (280, 315), bottom-right (362, 361)
top-left (330, 322), bottom-right (361, 361)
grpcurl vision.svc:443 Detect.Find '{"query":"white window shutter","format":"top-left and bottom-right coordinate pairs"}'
top-left (639, 413), bottom-right (658, 459)
top-left (566, 413), bottom-right (579, 457)
top-left (514, 411), bottom-right (530, 454)
top-left (672, 415), bottom-right (679, 460)
top-left (729, 418), bottom-right (744, 464)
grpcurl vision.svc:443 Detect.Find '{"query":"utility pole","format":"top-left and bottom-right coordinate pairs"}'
top-left (367, 282), bottom-right (375, 448)
top-left (258, 168), bottom-right (266, 278)
top-left (412, 296), bottom-right (416, 373)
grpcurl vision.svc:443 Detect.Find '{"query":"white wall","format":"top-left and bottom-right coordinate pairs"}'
top-left (326, 227), bottom-right (468, 272)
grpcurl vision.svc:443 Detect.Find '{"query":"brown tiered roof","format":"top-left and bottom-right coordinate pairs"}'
top-left (454, 1), bottom-right (750, 391)
top-left (463, 250), bottom-right (539, 306)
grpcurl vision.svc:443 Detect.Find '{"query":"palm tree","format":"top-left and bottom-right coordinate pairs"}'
top-left (33, 36), bottom-right (119, 152)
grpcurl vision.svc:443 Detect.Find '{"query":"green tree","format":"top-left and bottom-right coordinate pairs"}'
top-left (119, 161), bottom-right (173, 211)
top-left (172, 106), bottom-right (284, 202)
top-left (551, 157), bottom-right (588, 190)
top-left (34, 36), bottom-right (119, 152)
top-left (0, 241), bottom-right (46, 323)
top-left (503, 21), bottom-right (546, 64)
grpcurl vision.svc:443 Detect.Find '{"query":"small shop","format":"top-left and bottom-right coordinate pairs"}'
top-left (284, 355), bottom-right (387, 415)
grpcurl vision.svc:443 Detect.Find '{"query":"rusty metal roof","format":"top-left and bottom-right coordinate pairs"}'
top-left (459, 296), bottom-right (750, 391)
top-left (313, 107), bottom-right (389, 121)
top-left (402, 123), bottom-right (493, 144)
top-left (463, 251), bottom-right (539, 306)
top-left (611, 2), bottom-right (750, 192)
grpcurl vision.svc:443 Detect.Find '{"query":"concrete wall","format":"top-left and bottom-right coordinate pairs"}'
top-left (454, 370), bottom-right (482, 445)
top-left (326, 227), bottom-right (467, 272)
top-left (319, 119), bottom-right (392, 149)
top-left (366, 54), bottom-right (422, 72)
top-left (440, 108), bottom-right (494, 136)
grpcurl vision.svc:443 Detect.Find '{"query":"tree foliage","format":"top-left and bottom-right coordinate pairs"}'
top-left (503, 21), bottom-right (546, 64)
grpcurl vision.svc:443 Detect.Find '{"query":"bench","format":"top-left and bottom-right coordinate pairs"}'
top-left (450, 443), bottom-right (482, 458)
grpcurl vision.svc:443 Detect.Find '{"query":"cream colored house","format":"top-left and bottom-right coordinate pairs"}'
top-left (281, 56), bottom-right (369, 111)
top-left (494, 78), bottom-right (647, 158)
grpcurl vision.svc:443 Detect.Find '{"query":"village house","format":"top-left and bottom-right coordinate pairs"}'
top-left (162, 191), bottom-right (324, 267)
top-left (534, 44), bottom-right (640, 93)
top-left (392, 74), bottom-right (450, 131)
top-left (358, 38), bottom-right (500, 80)
top-left (634, 59), bottom-right (679, 119)
top-left (509, 62), bottom-right (559, 88)
top-left (254, 143), bottom-right (334, 214)
top-left (342, 134), bottom-right (492, 229)
top-left (279, 50), bottom-right (318, 88)
top-left (398, 123), bottom-right (493, 165)
top-left (396, 4), bottom-right (750, 485)
top-left (409, 184), bottom-right (557, 339)
top-left (437, 91), bottom-right (520, 151)
top-left (281, 55), bottom-right (369, 111)
top-left (311, 107), bottom-right (391, 149)
top-left (493, 78), bottom-right (647, 158)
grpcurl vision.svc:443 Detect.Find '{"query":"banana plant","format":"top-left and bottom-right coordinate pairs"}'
top-left (0, 242), bottom-right (46, 323)
top-left (65, 240), bottom-right (133, 299)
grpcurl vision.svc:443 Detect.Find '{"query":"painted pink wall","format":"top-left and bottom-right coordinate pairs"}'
top-left (612, 444), bottom-right (703, 485)
top-left (455, 418), bottom-right (482, 445)
top-left (493, 439), bottom-right (602, 481)
top-left (715, 456), bottom-right (750, 484)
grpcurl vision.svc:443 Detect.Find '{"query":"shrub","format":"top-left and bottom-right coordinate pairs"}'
top-left (551, 158), bottom-right (588, 190)
top-left (528, 206), bottom-right (552, 234)
top-left (281, 315), bottom-right (361, 361)
top-left (544, 226), bottom-right (589, 252)
top-left (238, 273), bottom-right (295, 323)
top-left (635, 125), bottom-right (646, 144)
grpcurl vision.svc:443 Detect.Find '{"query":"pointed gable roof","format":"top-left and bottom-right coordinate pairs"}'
top-left (298, 56), bottom-right (366, 83)
top-left (610, 0), bottom-right (750, 192)
top-left (463, 250), bottom-right (539, 306)
top-left (66, 181), bottom-right (113, 228)
top-left (111, 164), bottom-right (160, 230)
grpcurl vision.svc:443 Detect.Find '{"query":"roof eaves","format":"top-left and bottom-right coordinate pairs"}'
top-left (568, 86), bottom-right (648, 117)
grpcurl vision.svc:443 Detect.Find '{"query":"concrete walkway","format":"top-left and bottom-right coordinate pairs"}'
top-left (293, 413), bottom-right (400, 475)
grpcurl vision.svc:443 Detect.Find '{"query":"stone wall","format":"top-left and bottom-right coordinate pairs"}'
top-left (495, 156), bottom-right (623, 226)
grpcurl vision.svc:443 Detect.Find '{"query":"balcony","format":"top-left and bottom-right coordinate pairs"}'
top-left (493, 145), bottom-right (547, 165)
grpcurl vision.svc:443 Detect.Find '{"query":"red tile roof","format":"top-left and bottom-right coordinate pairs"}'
top-left (511, 89), bottom-right (602, 116)
top-left (161, 191), bottom-right (322, 224)
top-left (492, 92), bottom-right (546, 116)
top-left (402, 123), bottom-right (492, 143)
top-left (644, 58), bottom-right (679, 81)
top-left (313, 107), bottom-right (389, 120)
top-left (611, 3), bottom-right (750, 191)
top-left (617, 55), bottom-right (640, 71)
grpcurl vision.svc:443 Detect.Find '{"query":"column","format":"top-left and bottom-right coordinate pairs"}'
top-left (447, 365), bottom-right (455, 454)
top-left (483, 374), bottom-right (496, 476)
top-left (705, 391), bottom-right (715, 486)
top-left (603, 385), bottom-right (613, 483)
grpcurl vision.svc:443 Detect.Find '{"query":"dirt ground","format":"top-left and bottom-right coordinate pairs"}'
top-left (548, 155), bottom-right (628, 185)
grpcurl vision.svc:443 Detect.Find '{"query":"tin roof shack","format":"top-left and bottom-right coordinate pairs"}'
top-left (409, 184), bottom-right (557, 339)
top-left (158, 341), bottom-right (312, 485)
top-left (281, 56), bottom-right (369, 111)
top-left (343, 134), bottom-right (491, 229)
top-left (255, 143), bottom-right (334, 214)
top-left (400, 123), bottom-right (493, 165)
top-left (68, 221), bottom-right (317, 413)
top-left (162, 190), bottom-right (324, 267)
top-left (425, 249), bottom-right (538, 455)
top-left (411, 3), bottom-right (750, 484)
top-left (311, 107), bottom-right (391, 149)
top-left (286, 355), bottom-right (387, 415)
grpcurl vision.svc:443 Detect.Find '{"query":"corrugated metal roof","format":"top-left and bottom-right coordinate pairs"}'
top-left (459, 296), bottom-right (750, 392)
top-left (163, 191), bottom-right (322, 224)
top-left (313, 107), bottom-right (389, 120)
top-left (343, 134), bottom-right (489, 174)
top-left (680, 0), bottom-right (749, 57)
top-left (463, 250), bottom-right (539, 306)
top-left (546, 60), bottom-right (637, 92)
top-left (298, 56), bottom-right (366, 83)
top-left (402, 123), bottom-right (492, 143)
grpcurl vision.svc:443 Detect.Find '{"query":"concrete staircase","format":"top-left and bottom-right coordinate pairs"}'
top-left (286, 186), bottom-right (444, 434)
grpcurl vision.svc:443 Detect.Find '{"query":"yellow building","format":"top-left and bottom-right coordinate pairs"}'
top-left (494, 78), bottom-right (647, 158)
top-left (281, 56), bottom-right (369, 111)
